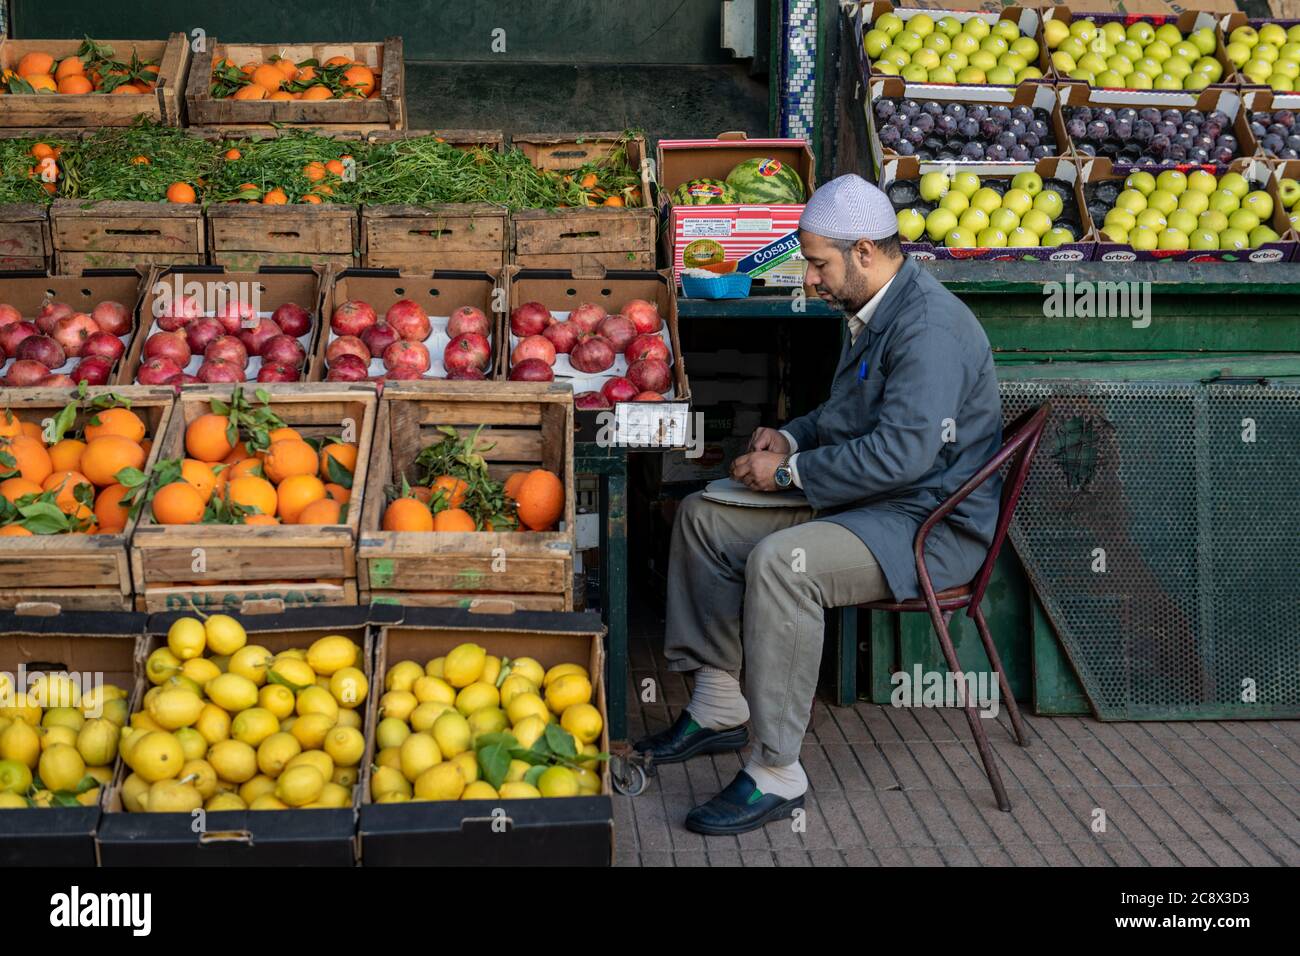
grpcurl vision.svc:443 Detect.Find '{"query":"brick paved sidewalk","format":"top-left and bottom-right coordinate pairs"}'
top-left (614, 619), bottom-right (1300, 867)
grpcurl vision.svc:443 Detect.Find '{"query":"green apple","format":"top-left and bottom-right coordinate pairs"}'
top-left (941, 50), bottom-right (969, 71)
top-left (938, 16), bottom-right (963, 39)
top-left (1017, 66), bottom-right (1043, 82)
top-left (1012, 37), bottom-right (1039, 60)
top-left (969, 50), bottom-right (999, 72)
top-left (1183, 72), bottom-right (1212, 91)
top-left (1136, 208), bottom-right (1168, 230)
top-left (951, 33), bottom-right (979, 57)
top-left (1135, 56), bottom-right (1164, 76)
top-left (999, 52), bottom-right (1028, 73)
top-left (1271, 60), bottom-right (1300, 80)
top-left (881, 46), bottom-right (911, 68)
top-left (1096, 69), bottom-right (1125, 88)
top-left (1176, 189), bottom-right (1209, 216)
top-left (1032, 190), bottom-right (1063, 220)
top-left (1162, 56), bottom-right (1193, 79)
top-left (912, 48), bottom-right (941, 70)
top-left (1244, 60), bottom-right (1274, 84)
top-left (1190, 27), bottom-right (1217, 56)
top-left (1124, 170), bottom-right (1157, 195)
top-left (1126, 72), bottom-right (1154, 90)
top-left (1059, 37), bottom-right (1086, 61)
top-left (1208, 189), bottom-right (1241, 215)
top-left (1078, 52), bottom-right (1109, 75)
top-left (957, 66), bottom-right (987, 84)
top-left (976, 227), bottom-right (1008, 248)
top-left (927, 66), bottom-right (958, 83)
top-left (965, 18), bottom-right (991, 41)
top-left (1107, 55), bottom-right (1134, 76)
top-left (1001, 187), bottom-right (1034, 216)
top-left (1269, 74), bottom-right (1294, 92)
top-left (925, 208), bottom-right (958, 242)
top-left (958, 207), bottom-right (990, 232)
top-left (1254, 43), bottom-right (1279, 65)
top-left (900, 63), bottom-right (929, 83)
top-left (865, 30), bottom-right (891, 58)
top-left (1129, 225), bottom-right (1159, 251)
top-left (1157, 228), bottom-right (1189, 251)
top-left (970, 187), bottom-right (1002, 215)
top-left (1172, 41), bottom-right (1200, 62)
top-left (1146, 190), bottom-right (1178, 216)
top-left (908, 13), bottom-right (936, 38)
top-left (1116, 189), bottom-right (1148, 213)
top-left (923, 32), bottom-right (951, 54)
top-left (896, 31), bottom-right (924, 55)
top-left (1187, 169), bottom-right (1218, 196)
top-left (1259, 23), bottom-right (1287, 47)
top-left (1102, 224), bottom-right (1128, 243)
top-left (952, 172), bottom-right (981, 198)
top-left (896, 209), bottom-right (926, 242)
top-left (1198, 209), bottom-right (1229, 233)
top-left (1126, 21), bottom-right (1155, 46)
top-left (1155, 73), bottom-right (1182, 90)
top-left (1155, 169), bottom-right (1188, 197)
top-left (944, 226), bottom-right (975, 248)
top-left (1020, 208), bottom-right (1053, 237)
top-left (1052, 51), bottom-right (1078, 73)
top-left (1167, 209), bottom-right (1198, 235)
top-left (1103, 22), bottom-right (1126, 45)
top-left (1220, 172), bottom-right (1250, 198)
top-left (1069, 68), bottom-right (1096, 84)
top-left (1008, 226), bottom-right (1039, 247)
top-left (1278, 42), bottom-right (1300, 63)
top-left (980, 35), bottom-right (1009, 58)
top-left (1068, 20), bottom-right (1096, 43)
top-left (989, 207), bottom-right (1020, 233)
top-left (1044, 19), bottom-right (1070, 49)
top-left (875, 60), bottom-right (901, 76)
top-left (993, 19), bottom-right (1020, 43)
top-left (1011, 172), bottom-right (1043, 197)
top-left (1241, 190), bottom-right (1274, 221)
top-left (1227, 209), bottom-right (1261, 232)
top-left (1189, 228), bottom-right (1220, 251)
top-left (1278, 178), bottom-right (1300, 210)
top-left (1218, 228), bottom-right (1249, 250)
top-left (1226, 42), bottom-right (1253, 69)
top-left (1154, 23), bottom-right (1183, 47)
top-left (1288, 24), bottom-right (1300, 43)
top-left (0, 758), bottom-right (32, 794)
top-left (1249, 224), bottom-right (1280, 247)
top-left (1288, 211), bottom-right (1299, 231)
top-left (876, 13), bottom-right (904, 37)
top-left (1116, 39), bottom-right (1144, 62)
top-left (1104, 207), bottom-right (1137, 232)
top-left (1230, 25), bottom-right (1259, 48)
top-left (939, 190), bottom-right (970, 215)
top-left (1041, 227), bottom-right (1074, 247)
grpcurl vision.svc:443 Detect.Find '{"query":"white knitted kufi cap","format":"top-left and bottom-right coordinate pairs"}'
top-left (799, 173), bottom-right (898, 241)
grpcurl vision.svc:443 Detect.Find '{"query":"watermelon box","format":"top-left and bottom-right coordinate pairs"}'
top-left (656, 133), bottom-right (816, 289)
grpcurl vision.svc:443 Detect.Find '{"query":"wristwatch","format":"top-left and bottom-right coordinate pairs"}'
top-left (774, 455), bottom-right (793, 489)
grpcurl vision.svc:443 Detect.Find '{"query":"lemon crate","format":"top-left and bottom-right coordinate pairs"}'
top-left (128, 384), bottom-right (378, 614)
top-left (96, 606), bottom-right (378, 865)
top-left (359, 381), bottom-right (576, 611)
top-left (357, 606), bottom-right (611, 866)
top-left (0, 387), bottom-right (174, 612)
top-left (0, 608), bottom-right (143, 865)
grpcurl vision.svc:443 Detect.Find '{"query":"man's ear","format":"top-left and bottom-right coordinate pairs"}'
top-left (854, 238), bottom-right (874, 268)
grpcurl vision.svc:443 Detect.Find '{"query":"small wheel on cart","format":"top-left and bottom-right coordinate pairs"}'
top-left (610, 754), bottom-right (648, 796)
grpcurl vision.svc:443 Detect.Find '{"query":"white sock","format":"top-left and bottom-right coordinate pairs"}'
top-left (744, 757), bottom-right (808, 800)
top-left (687, 666), bottom-right (750, 730)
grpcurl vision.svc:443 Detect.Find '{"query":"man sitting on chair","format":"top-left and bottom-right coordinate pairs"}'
top-left (634, 174), bottom-right (1004, 835)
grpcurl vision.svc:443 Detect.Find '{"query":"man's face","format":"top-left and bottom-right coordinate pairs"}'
top-left (800, 231), bottom-right (874, 313)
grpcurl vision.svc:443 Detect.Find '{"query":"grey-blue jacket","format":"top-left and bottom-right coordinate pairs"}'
top-left (782, 256), bottom-right (1002, 600)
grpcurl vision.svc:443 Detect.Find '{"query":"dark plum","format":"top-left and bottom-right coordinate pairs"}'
top-left (923, 101), bottom-right (944, 118)
top-left (1031, 145), bottom-right (1051, 160)
top-left (914, 113), bottom-right (935, 133)
top-left (958, 117), bottom-right (979, 138)
top-left (1009, 145), bottom-right (1031, 162)
top-left (990, 105), bottom-right (1012, 123)
top-left (980, 118), bottom-right (1001, 139)
top-left (968, 105), bottom-right (989, 122)
top-left (878, 126), bottom-right (901, 149)
top-left (961, 142), bottom-right (985, 160)
top-left (984, 144), bottom-right (1007, 161)
top-left (1067, 118), bottom-right (1087, 140)
top-left (876, 100), bottom-right (897, 121)
top-left (945, 102), bottom-right (966, 119)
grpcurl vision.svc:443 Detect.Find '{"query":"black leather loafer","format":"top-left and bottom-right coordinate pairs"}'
top-left (684, 771), bottom-right (805, 835)
top-left (631, 710), bottom-right (748, 765)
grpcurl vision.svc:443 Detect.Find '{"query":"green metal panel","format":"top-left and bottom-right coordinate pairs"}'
top-left (1032, 597), bottom-right (1091, 715)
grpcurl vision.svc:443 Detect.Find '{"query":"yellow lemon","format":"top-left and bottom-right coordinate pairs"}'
top-left (424, 656), bottom-right (446, 679)
top-left (146, 778), bottom-right (202, 813)
top-left (498, 781), bottom-right (541, 799)
top-left (130, 732), bottom-right (184, 783)
top-left (228, 645), bottom-right (272, 685)
top-left (76, 787), bottom-right (101, 806)
top-left (443, 643), bottom-right (486, 688)
top-left (409, 701), bottom-right (453, 733)
top-left (504, 758), bottom-right (530, 783)
top-left (249, 794), bottom-right (287, 811)
top-left (258, 683), bottom-right (296, 720)
top-left (451, 750), bottom-right (479, 784)
top-left (414, 762), bottom-right (464, 800)
top-left (498, 674), bottom-right (537, 710)
top-left (285, 749), bottom-right (333, 781)
top-left (145, 647), bottom-right (181, 685)
top-left (0, 791), bottom-right (28, 808)
top-left (41, 726), bottom-right (78, 750)
top-left (231, 707), bottom-right (279, 747)
top-left (467, 706), bottom-right (507, 739)
top-left (332, 766), bottom-right (358, 788)
top-left (579, 743), bottom-right (600, 771)
top-left (412, 675), bottom-right (456, 706)
top-left (239, 774), bottom-right (277, 804)
top-left (544, 662), bottom-right (587, 688)
top-left (173, 727), bottom-right (208, 761)
top-left (208, 739), bottom-right (257, 784)
top-left (269, 657), bottom-right (315, 690)
top-left (204, 614), bottom-right (247, 655)
top-left (121, 773), bottom-right (149, 812)
top-left (38, 743), bottom-right (85, 791)
top-left (432, 710), bottom-right (471, 758)
top-left (180, 658), bottom-right (221, 685)
top-left (206, 792), bottom-right (246, 811)
top-left (256, 732), bottom-right (302, 777)
top-left (166, 617), bottom-right (206, 660)
top-left (375, 716), bottom-right (410, 750)
top-left (399, 732), bottom-right (441, 782)
top-left (180, 758), bottom-right (218, 799)
top-left (462, 780), bottom-right (498, 800)
top-left (509, 657), bottom-right (545, 687)
top-left (561, 703), bottom-right (603, 745)
top-left (384, 660), bottom-right (424, 693)
top-left (296, 685), bottom-right (339, 721)
top-left (573, 766), bottom-right (601, 794)
top-left (379, 690), bottom-right (417, 722)
top-left (329, 667), bottom-right (368, 708)
top-left (147, 688), bottom-right (205, 730)
top-left (334, 708), bottom-right (361, 730)
top-left (206, 673), bottom-right (259, 713)
top-left (512, 715), bottom-right (547, 749)
top-left (195, 703), bottom-right (231, 746)
top-left (1, 691), bottom-right (42, 725)
top-left (315, 781), bottom-right (351, 808)
top-left (83, 764), bottom-right (114, 786)
top-left (506, 692), bottom-right (549, 727)
top-left (289, 713), bottom-right (334, 751)
top-left (130, 712), bottom-right (165, 733)
top-left (538, 765), bottom-right (579, 797)
top-left (375, 791), bottom-right (409, 804)
top-left (545, 673), bottom-right (592, 714)
top-left (375, 746), bottom-right (401, 772)
top-left (481, 655), bottom-right (502, 686)
top-left (306, 635), bottom-right (358, 675)
top-left (324, 726), bottom-right (364, 767)
top-left (100, 698), bottom-right (129, 727)
top-left (370, 765), bottom-right (410, 799)
top-left (43, 707), bottom-right (83, 733)
top-left (456, 681), bottom-right (499, 716)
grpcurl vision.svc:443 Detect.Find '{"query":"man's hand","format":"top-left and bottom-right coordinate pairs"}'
top-left (748, 427), bottom-right (790, 454)
top-left (731, 451), bottom-right (784, 492)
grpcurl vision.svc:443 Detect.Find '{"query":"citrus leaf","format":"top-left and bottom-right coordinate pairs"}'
top-left (545, 724), bottom-right (579, 759)
top-left (523, 764), bottom-right (547, 788)
top-left (477, 741), bottom-right (512, 789)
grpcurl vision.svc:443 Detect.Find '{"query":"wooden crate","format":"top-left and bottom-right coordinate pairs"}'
top-left (129, 384), bottom-right (377, 613)
top-left (361, 130), bottom-right (508, 273)
top-left (0, 387), bottom-right (175, 612)
top-left (207, 204), bottom-right (360, 271)
top-left (185, 38), bottom-right (405, 131)
top-left (121, 266), bottom-right (328, 385)
top-left (0, 35), bottom-right (190, 127)
top-left (510, 132), bottom-right (655, 270)
top-left (51, 200), bottom-right (205, 273)
top-left (359, 381), bottom-right (576, 611)
top-left (0, 204), bottom-right (52, 271)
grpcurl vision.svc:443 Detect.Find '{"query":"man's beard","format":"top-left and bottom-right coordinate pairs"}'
top-left (816, 268), bottom-right (874, 314)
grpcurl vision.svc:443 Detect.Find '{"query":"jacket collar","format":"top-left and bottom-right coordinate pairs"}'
top-left (842, 256), bottom-right (917, 369)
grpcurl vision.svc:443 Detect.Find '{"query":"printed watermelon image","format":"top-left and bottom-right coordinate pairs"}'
top-left (672, 178), bottom-right (738, 205)
top-left (725, 158), bottom-right (805, 204)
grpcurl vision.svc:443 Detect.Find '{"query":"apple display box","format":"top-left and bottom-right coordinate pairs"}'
top-left (855, 2), bottom-right (1048, 90)
top-left (865, 78), bottom-right (1068, 179)
top-left (1221, 12), bottom-right (1300, 107)
top-left (1083, 156), bottom-right (1297, 263)
top-left (883, 155), bottom-right (1095, 262)
top-left (358, 606), bottom-right (612, 867)
top-left (0, 610), bottom-right (145, 867)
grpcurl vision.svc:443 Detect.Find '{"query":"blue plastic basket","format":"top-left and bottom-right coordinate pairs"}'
top-left (680, 271), bottom-right (753, 299)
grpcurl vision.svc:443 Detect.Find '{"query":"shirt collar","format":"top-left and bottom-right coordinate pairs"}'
top-left (847, 269), bottom-right (900, 343)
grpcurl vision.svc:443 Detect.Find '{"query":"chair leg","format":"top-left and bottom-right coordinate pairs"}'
top-left (928, 606), bottom-right (1012, 812)
top-left (972, 603), bottom-right (1029, 748)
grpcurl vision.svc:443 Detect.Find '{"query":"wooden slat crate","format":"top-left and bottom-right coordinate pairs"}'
top-left (0, 204), bottom-right (52, 271)
top-left (51, 200), bottom-right (205, 273)
top-left (0, 387), bottom-right (175, 611)
top-left (206, 204), bottom-right (360, 271)
top-left (0, 35), bottom-right (190, 127)
top-left (361, 130), bottom-right (508, 273)
top-left (359, 381), bottom-right (576, 611)
top-left (510, 132), bottom-right (655, 270)
top-left (129, 384), bottom-right (377, 613)
top-left (185, 38), bottom-right (405, 131)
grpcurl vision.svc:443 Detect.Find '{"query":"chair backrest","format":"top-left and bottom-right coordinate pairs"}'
top-left (913, 402), bottom-right (1052, 612)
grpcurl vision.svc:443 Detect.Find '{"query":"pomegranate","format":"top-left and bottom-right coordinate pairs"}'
top-left (0, 321), bottom-right (37, 356)
top-left (574, 390), bottom-right (611, 410)
top-left (384, 366), bottom-right (426, 381)
top-left (597, 314), bottom-right (637, 353)
top-left (53, 313), bottom-right (99, 358)
top-left (83, 331), bottom-right (126, 363)
top-left (542, 320), bottom-right (580, 355)
top-left (510, 301), bottom-right (552, 337)
top-left (178, 374), bottom-right (200, 385)
top-left (5, 360), bottom-right (51, 386)
top-left (257, 362), bottom-right (301, 383)
top-left (444, 333), bottom-right (491, 374)
top-left (325, 362), bottom-right (368, 382)
top-left (91, 300), bottom-right (132, 336)
top-left (634, 391), bottom-right (665, 402)
top-left (628, 358), bottom-right (672, 394)
top-left (72, 356), bottom-right (113, 386)
top-left (331, 354), bottom-right (370, 375)
top-left (213, 300), bottom-right (256, 335)
top-left (447, 305), bottom-right (491, 338)
top-left (271, 302), bottom-right (311, 338)
top-left (327, 336), bottom-right (370, 366)
top-left (625, 333), bottom-right (669, 364)
top-left (261, 334), bottom-right (306, 369)
top-left (40, 374), bottom-right (77, 389)
top-left (446, 366), bottom-right (486, 381)
top-left (36, 302), bottom-right (73, 335)
top-left (601, 376), bottom-right (638, 405)
top-left (623, 298), bottom-right (662, 334)
top-left (511, 334), bottom-right (556, 367)
top-left (136, 357), bottom-right (184, 385)
top-left (568, 303), bottom-right (607, 333)
top-left (361, 321), bottom-right (400, 359)
top-left (17, 335), bottom-right (66, 369)
top-left (331, 300), bottom-right (377, 337)
top-left (205, 336), bottom-right (249, 369)
top-left (509, 358), bottom-right (554, 382)
top-left (185, 317), bottom-right (225, 355)
top-left (238, 317), bottom-right (281, 357)
top-left (384, 340), bottom-right (431, 374)
top-left (144, 330), bottom-right (192, 368)
top-left (0, 304), bottom-right (22, 329)
top-left (197, 359), bottom-right (245, 384)
top-left (571, 335), bottom-right (616, 374)
top-left (385, 299), bottom-right (431, 342)
top-left (156, 294), bottom-right (203, 331)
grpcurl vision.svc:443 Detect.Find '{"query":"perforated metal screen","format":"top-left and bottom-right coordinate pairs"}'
top-left (1001, 380), bottom-right (1300, 720)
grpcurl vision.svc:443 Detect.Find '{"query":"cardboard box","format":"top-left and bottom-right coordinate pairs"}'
top-left (1084, 156), bottom-right (1296, 262)
top-left (1240, 88), bottom-right (1300, 157)
top-left (358, 606), bottom-right (612, 866)
top-left (1229, 13), bottom-right (1300, 113)
top-left (96, 606), bottom-right (381, 865)
top-left (0, 609), bottom-right (144, 866)
top-left (882, 154), bottom-right (1094, 261)
top-left (657, 134), bottom-right (816, 288)
top-left (1058, 85), bottom-right (1257, 172)
top-left (1042, 8), bottom-right (1233, 88)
